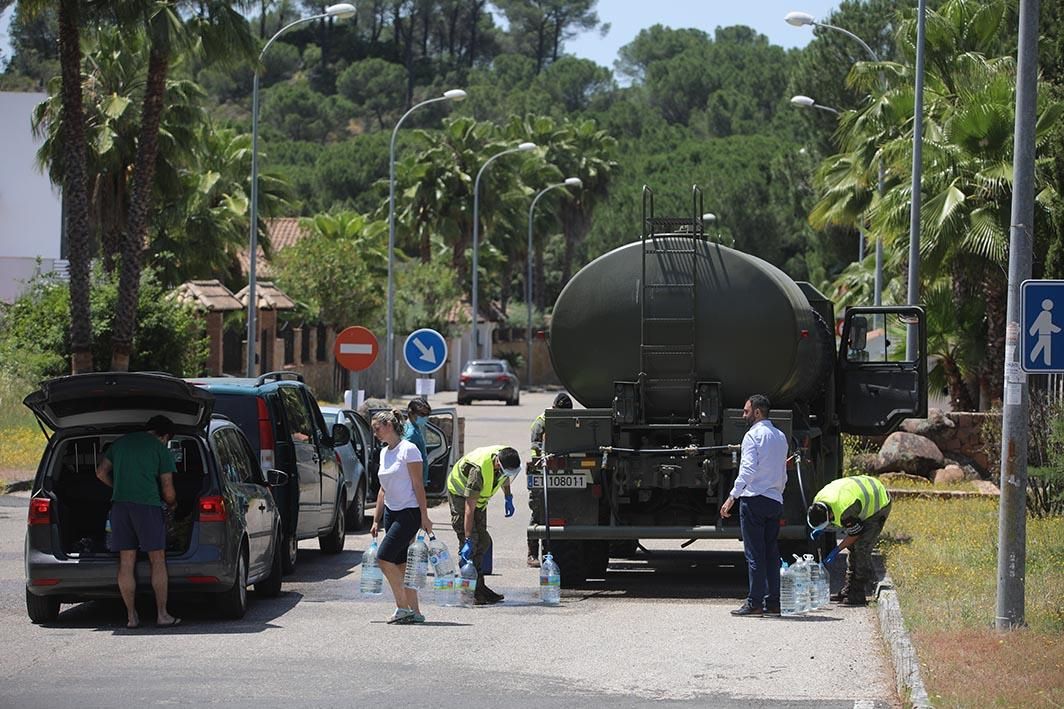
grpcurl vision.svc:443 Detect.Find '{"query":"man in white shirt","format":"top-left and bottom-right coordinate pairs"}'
top-left (719, 394), bottom-right (789, 616)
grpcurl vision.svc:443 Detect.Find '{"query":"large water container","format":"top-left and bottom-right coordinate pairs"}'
top-left (792, 555), bottom-right (810, 614)
top-left (780, 561), bottom-right (799, 617)
top-left (403, 533), bottom-right (429, 590)
top-left (816, 562), bottom-right (830, 608)
top-left (804, 554), bottom-right (825, 610)
top-left (427, 533), bottom-right (456, 579)
top-left (456, 559), bottom-right (478, 607)
top-left (433, 574), bottom-right (456, 606)
top-left (360, 541), bottom-right (383, 595)
top-left (540, 552), bottom-right (561, 605)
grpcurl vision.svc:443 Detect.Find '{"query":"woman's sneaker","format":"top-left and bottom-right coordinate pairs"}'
top-left (387, 608), bottom-right (415, 624)
top-left (410, 612), bottom-right (426, 624)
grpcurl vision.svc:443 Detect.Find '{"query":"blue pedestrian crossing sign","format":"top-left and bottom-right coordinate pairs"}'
top-left (403, 328), bottom-right (448, 375)
top-left (1022, 280), bottom-right (1064, 373)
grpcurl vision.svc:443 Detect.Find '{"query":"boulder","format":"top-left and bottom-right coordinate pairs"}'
top-left (933, 465), bottom-right (966, 485)
top-left (879, 472), bottom-right (933, 487)
top-left (849, 453), bottom-right (880, 475)
top-left (876, 432), bottom-right (946, 478)
top-left (900, 408), bottom-right (956, 437)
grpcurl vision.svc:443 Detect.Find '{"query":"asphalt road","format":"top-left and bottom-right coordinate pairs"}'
top-left (0, 391), bottom-right (897, 708)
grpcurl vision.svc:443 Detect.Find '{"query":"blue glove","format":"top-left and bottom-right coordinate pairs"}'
top-left (459, 537), bottom-right (473, 562)
top-left (824, 546), bottom-right (840, 565)
top-left (504, 494), bottom-right (515, 518)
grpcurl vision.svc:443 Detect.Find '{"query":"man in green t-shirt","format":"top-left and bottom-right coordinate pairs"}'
top-left (96, 415), bottom-right (179, 628)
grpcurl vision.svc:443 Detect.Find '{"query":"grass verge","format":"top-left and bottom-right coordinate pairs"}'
top-left (881, 497), bottom-right (1064, 707)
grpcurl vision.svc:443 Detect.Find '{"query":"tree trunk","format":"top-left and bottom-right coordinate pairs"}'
top-left (58, 0), bottom-right (94, 375)
top-left (981, 268), bottom-right (1007, 409)
top-left (942, 356), bottom-right (975, 411)
top-left (111, 47), bottom-right (170, 372)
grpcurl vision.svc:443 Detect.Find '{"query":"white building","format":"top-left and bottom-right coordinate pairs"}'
top-left (0, 91), bottom-right (64, 303)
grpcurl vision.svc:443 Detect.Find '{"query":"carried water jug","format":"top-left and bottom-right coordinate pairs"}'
top-left (427, 533), bottom-right (456, 579)
top-left (403, 533), bottom-right (429, 590)
top-left (456, 559), bottom-right (478, 607)
top-left (360, 541), bottom-right (384, 595)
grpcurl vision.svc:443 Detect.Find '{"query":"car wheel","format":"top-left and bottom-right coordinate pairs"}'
top-left (26, 589), bottom-right (60, 624)
top-left (457, 396), bottom-right (470, 406)
top-left (319, 499), bottom-right (346, 554)
top-left (347, 480), bottom-right (366, 531)
top-left (219, 546), bottom-right (249, 619)
top-left (281, 532), bottom-right (298, 575)
top-left (507, 390), bottom-right (520, 406)
top-left (255, 530), bottom-right (283, 598)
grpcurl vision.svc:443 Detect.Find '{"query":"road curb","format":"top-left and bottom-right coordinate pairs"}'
top-left (875, 576), bottom-right (932, 708)
top-left (3, 479), bottom-right (33, 494)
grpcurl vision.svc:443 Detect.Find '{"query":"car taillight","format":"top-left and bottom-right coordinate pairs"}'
top-left (496, 375), bottom-right (509, 382)
top-left (258, 397), bottom-right (275, 470)
top-left (460, 374), bottom-right (471, 383)
top-left (198, 496), bottom-right (226, 523)
top-left (28, 498), bottom-right (51, 526)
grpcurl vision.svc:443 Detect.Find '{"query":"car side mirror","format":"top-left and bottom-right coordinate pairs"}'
top-left (264, 469), bottom-right (289, 487)
top-left (331, 423), bottom-right (351, 447)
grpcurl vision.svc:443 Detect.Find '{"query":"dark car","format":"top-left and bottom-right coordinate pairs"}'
top-left (321, 405), bottom-right (459, 522)
top-left (458, 359), bottom-right (520, 406)
top-left (23, 372), bottom-right (288, 623)
top-left (187, 373), bottom-right (352, 574)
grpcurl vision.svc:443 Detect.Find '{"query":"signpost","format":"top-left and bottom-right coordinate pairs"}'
top-left (1021, 280), bottom-right (1064, 374)
top-left (403, 328), bottom-right (447, 396)
top-left (334, 326), bottom-right (378, 407)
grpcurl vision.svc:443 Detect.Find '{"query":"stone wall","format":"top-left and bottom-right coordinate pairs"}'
top-left (860, 409), bottom-right (1002, 481)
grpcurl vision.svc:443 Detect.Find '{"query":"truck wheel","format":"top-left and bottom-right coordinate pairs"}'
top-left (550, 541), bottom-right (589, 588)
top-left (26, 589), bottom-right (60, 624)
top-left (610, 540), bottom-right (640, 558)
top-left (319, 500), bottom-right (346, 554)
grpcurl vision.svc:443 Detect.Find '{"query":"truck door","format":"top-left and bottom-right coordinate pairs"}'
top-left (837, 306), bottom-right (928, 435)
top-left (425, 408), bottom-right (458, 499)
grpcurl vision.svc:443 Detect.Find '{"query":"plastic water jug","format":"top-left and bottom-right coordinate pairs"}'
top-left (427, 533), bottom-right (456, 579)
top-left (816, 562), bottom-right (830, 608)
top-left (540, 552), bottom-right (561, 605)
top-left (403, 533), bottom-right (429, 590)
top-left (780, 561), bottom-right (799, 617)
top-left (104, 512), bottom-right (113, 551)
top-left (804, 554), bottom-right (821, 611)
top-left (360, 541), bottom-right (384, 595)
top-left (792, 555), bottom-right (810, 614)
top-left (456, 559), bottom-right (478, 607)
top-left (433, 573), bottom-right (456, 606)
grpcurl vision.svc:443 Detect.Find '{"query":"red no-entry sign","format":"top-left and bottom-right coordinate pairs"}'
top-left (333, 326), bottom-right (378, 372)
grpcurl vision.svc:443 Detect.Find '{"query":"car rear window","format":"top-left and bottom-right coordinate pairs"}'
top-left (210, 395), bottom-right (261, 450)
top-left (468, 363), bottom-right (503, 374)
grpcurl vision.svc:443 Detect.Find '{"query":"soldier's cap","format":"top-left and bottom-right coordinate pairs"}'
top-left (496, 447), bottom-right (522, 479)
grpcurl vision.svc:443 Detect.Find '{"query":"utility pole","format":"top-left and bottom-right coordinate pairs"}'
top-left (995, 0), bottom-right (1038, 631)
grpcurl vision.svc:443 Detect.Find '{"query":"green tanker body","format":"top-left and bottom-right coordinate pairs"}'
top-left (527, 186), bottom-right (929, 586)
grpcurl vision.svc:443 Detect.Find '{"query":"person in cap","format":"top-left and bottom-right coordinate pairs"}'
top-left (447, 445), bottom-right (522, 604)
top-left (403, 397), bottom-right (432, 484)
top-left (527, 391), bottom-right (573, 567)
top-left (807, 475), bottom-right (891, 606)
top-left (95, 414), bottom-right (180, 628)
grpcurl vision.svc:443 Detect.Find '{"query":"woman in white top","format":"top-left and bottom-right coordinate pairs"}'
top-left (369, 409), bottom-right (432, 624)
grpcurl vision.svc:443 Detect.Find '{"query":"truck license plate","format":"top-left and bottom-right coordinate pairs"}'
top-left (527, 473), bottom-right (588, 489)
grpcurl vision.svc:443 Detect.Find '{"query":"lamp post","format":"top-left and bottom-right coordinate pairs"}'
top-left (246, 3), bottom-right (356, 377)
top-left (526, 177), bottom-right (582, 384)
top-left (385, 88), bottom-right (467, 401)
top-left (786, 13), bottom-right (886, 307)
top-left (470, 141), bottom-right (536, 360)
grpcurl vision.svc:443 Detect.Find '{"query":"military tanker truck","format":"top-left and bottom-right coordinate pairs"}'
top-left (527, 186), bottom-right (927, 586)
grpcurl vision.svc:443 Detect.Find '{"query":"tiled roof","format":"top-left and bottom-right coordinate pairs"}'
top-left (172, 279), bottom-right (243, 312)
top-left (444, 298), bottom-right (507, 324)
top-left (236, 217), bottom-right (309, 277)
top-left (233, 280), bottom-right (297, 310)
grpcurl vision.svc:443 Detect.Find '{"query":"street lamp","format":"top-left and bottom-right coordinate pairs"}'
top-left (526, 177), bottom-right (582, 383)
top-left (790, 94), bottom-right (839, 116)
top-left (470, 141), bottom-right (537, 360)
top-left (786, 13), bottom-right (885, 308)
top-left (384, 88), bottom-right (467, 401)
top-left (246, 3), bottom-right (356, 376)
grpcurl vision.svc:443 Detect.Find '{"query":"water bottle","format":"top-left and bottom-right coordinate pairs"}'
top-left (403, 533), bottom-right (429, 590)
top-left (540, 552), bottom-right (561, 605)
top-left (456, 559), bottom-right (478, 607)
top-left (816, 562), bottom-right (830, 608)
top-left (426, 533), bottom-right (456, 579)
top-left (104, 512), bottom-right (113, 551)
top-left (792, 554), bottom-right (810, 614)
top-left (780, 561), bottom-right (799, 617)
top-left (433, 573), bottom-right (456, 606)
top-left (360, 541), bottom-right (383, 595)
top-left (804, 554), bottom-right (820, 611)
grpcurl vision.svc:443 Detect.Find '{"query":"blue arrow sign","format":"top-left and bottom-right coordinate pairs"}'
top-left (1022, 280), bottom-right (1064, 373)
top-left (403, 328), bottom-right (448, 375)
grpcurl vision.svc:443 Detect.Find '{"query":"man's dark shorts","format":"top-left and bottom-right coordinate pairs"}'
top-left (377, 506), bottom-right (421, 564)
top-left (109, 501), bottom-right (166, 552)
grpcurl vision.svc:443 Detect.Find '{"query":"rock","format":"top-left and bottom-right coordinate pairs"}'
top-left (900, 409), bottom-right (956, 437)
top-left (934, 465), bottom-right (965, 485)
top-left (972, 480), bottom-right (1001, 495)
top-left (876, 432), bottom-right (946, 478)
top-left (849, 453), bottom-right (879, 475)
top-left (878, 472), bottom-right (932, 487)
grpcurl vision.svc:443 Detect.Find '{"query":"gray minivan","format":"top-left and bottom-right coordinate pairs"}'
top-left (23, 373), bottom-right (288, 623)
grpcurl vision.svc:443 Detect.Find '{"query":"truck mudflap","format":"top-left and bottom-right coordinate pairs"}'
top-left (527, 524), bottom-right (814, 541)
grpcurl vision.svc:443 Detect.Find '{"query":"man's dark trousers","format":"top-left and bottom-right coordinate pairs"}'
top-left (739, 495), bottom-right (783, 609)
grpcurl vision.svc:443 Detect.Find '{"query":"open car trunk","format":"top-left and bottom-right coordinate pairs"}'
top-left (48, 434), bottom-right (210, 557)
